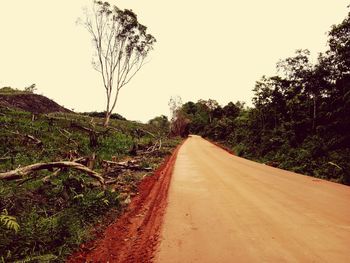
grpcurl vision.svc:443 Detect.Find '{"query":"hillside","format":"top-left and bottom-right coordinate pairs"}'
top-left (0, 94), bottom-right (178, 262)
top-left (0, 91), bottom-right (71, 114)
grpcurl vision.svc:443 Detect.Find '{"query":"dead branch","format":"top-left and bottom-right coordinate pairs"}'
top-left (70, 122), bottom-right (108, 147)
top-left (102, 159), bottom-right (152, 172)
top-left (144, 139), bottom-right (162, 154)
top-left (70, 122), bottom-right (96, 133)
top-left (9, 131), bottom-right (42, 146)
top-left (74, 156), bottom-right (88, 164)
top-left (70, 122), bottom-right (110, 136)
top-left (137, 128), bottom-right (156, 138)
top-left (41, 156), bottom-right (89, 183)
top-left (103, 160), bottom-right (139, 169)
top-left (158, 138), bottom-right (162, 150)
top-left (58, 128), bottom-right (79, 147)
top-left (26, 134), bottom-right (42, 145)
top-left (105, 126), bottom-right (123, 133)
top-left (70, 119), bottom-right (111, 135)
top-left (1, 150), bottom-right (10, 158)
top-left (0, 161), bottom-right (104, 185)
top-left (62, 128), bottom-right (72, 135)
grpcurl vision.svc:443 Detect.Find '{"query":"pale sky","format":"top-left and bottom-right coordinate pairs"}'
top-left (0, 1), bottom-right (349, 122)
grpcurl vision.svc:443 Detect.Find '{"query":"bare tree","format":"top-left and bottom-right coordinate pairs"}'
top-left (82, 1), bottom-right (156, 126)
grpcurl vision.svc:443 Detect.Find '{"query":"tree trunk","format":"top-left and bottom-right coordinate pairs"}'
top-left (0, 161), bottom-right (104, 185)
top-left (312, 96), bottom-right (317, 132)
top-left (104, 112), bottom-right (111, 127)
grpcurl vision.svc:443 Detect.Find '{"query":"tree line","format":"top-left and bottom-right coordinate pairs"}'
top-left (170, 10), bottom-right (350, 184)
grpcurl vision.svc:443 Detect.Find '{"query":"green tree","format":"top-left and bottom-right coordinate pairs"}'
top-left (148, 115), bottom-right (170, 136)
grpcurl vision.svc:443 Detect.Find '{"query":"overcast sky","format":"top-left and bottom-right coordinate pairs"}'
top-left (0, 1), bottom-right (349, 122)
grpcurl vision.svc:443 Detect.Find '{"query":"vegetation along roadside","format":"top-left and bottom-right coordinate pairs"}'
top-left (0, 94), bottom-right (180, 262)
top-left (169, 10), bottom-right (350, 185)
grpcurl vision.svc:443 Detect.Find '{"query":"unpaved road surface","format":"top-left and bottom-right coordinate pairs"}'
top-left (155, 135), bottom-right (350, 263)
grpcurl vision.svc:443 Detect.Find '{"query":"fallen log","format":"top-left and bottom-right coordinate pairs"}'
top-left (0, 161), bottom-right (104, 185)
top-left (41, 157), bottom-right (88, 183)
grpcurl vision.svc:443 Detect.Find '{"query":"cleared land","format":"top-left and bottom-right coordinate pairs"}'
top-left (155, 135), bottom-right (350, 263)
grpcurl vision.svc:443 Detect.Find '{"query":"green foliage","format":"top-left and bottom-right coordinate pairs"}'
top-left (233, 144), bottom-right (247, 157)
top-left (0, 86), bottom-right (35, 95)
top-left (148, 115), bottom-right (170, 136)
top-left (98, 132), bottom-right (133, 160)
top-left (0, 105), bottom-right (180, 261)
top-left (0, 86), bottom-right (18, 93)
top-left (0, 209), bottom-right (20, 233)
top-left (0, 175), bottom-right (122, 261)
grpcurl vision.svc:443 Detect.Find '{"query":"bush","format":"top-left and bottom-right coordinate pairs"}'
top-left (0, 178), bottom-right (121, 262)
top-left (233, 144), bottom-right (247, 157)
top-left (98, 132), bottom-right (133, 160)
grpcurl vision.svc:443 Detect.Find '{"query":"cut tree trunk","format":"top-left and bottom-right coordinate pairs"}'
top-left (0, 161), bottom-right (104, 185)
top-left (104, 113), bottom-right (111, 127)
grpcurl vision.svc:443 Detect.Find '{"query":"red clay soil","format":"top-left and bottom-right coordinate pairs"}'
top-left (66, 143), bottom-right (182, 263)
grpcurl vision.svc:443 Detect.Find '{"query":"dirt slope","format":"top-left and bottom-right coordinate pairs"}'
top-left (155, 135), bottom-right (350, 263)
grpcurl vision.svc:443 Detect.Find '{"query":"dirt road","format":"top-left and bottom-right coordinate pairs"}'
top-left (155, 135), bottom-right (350, 263)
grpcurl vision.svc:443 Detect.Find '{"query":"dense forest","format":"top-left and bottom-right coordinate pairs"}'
top-left (171, 11), bottom-right (350, 184)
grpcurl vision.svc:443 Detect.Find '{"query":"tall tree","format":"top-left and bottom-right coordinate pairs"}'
top-left (82, 1), bottom-right (156, 126)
